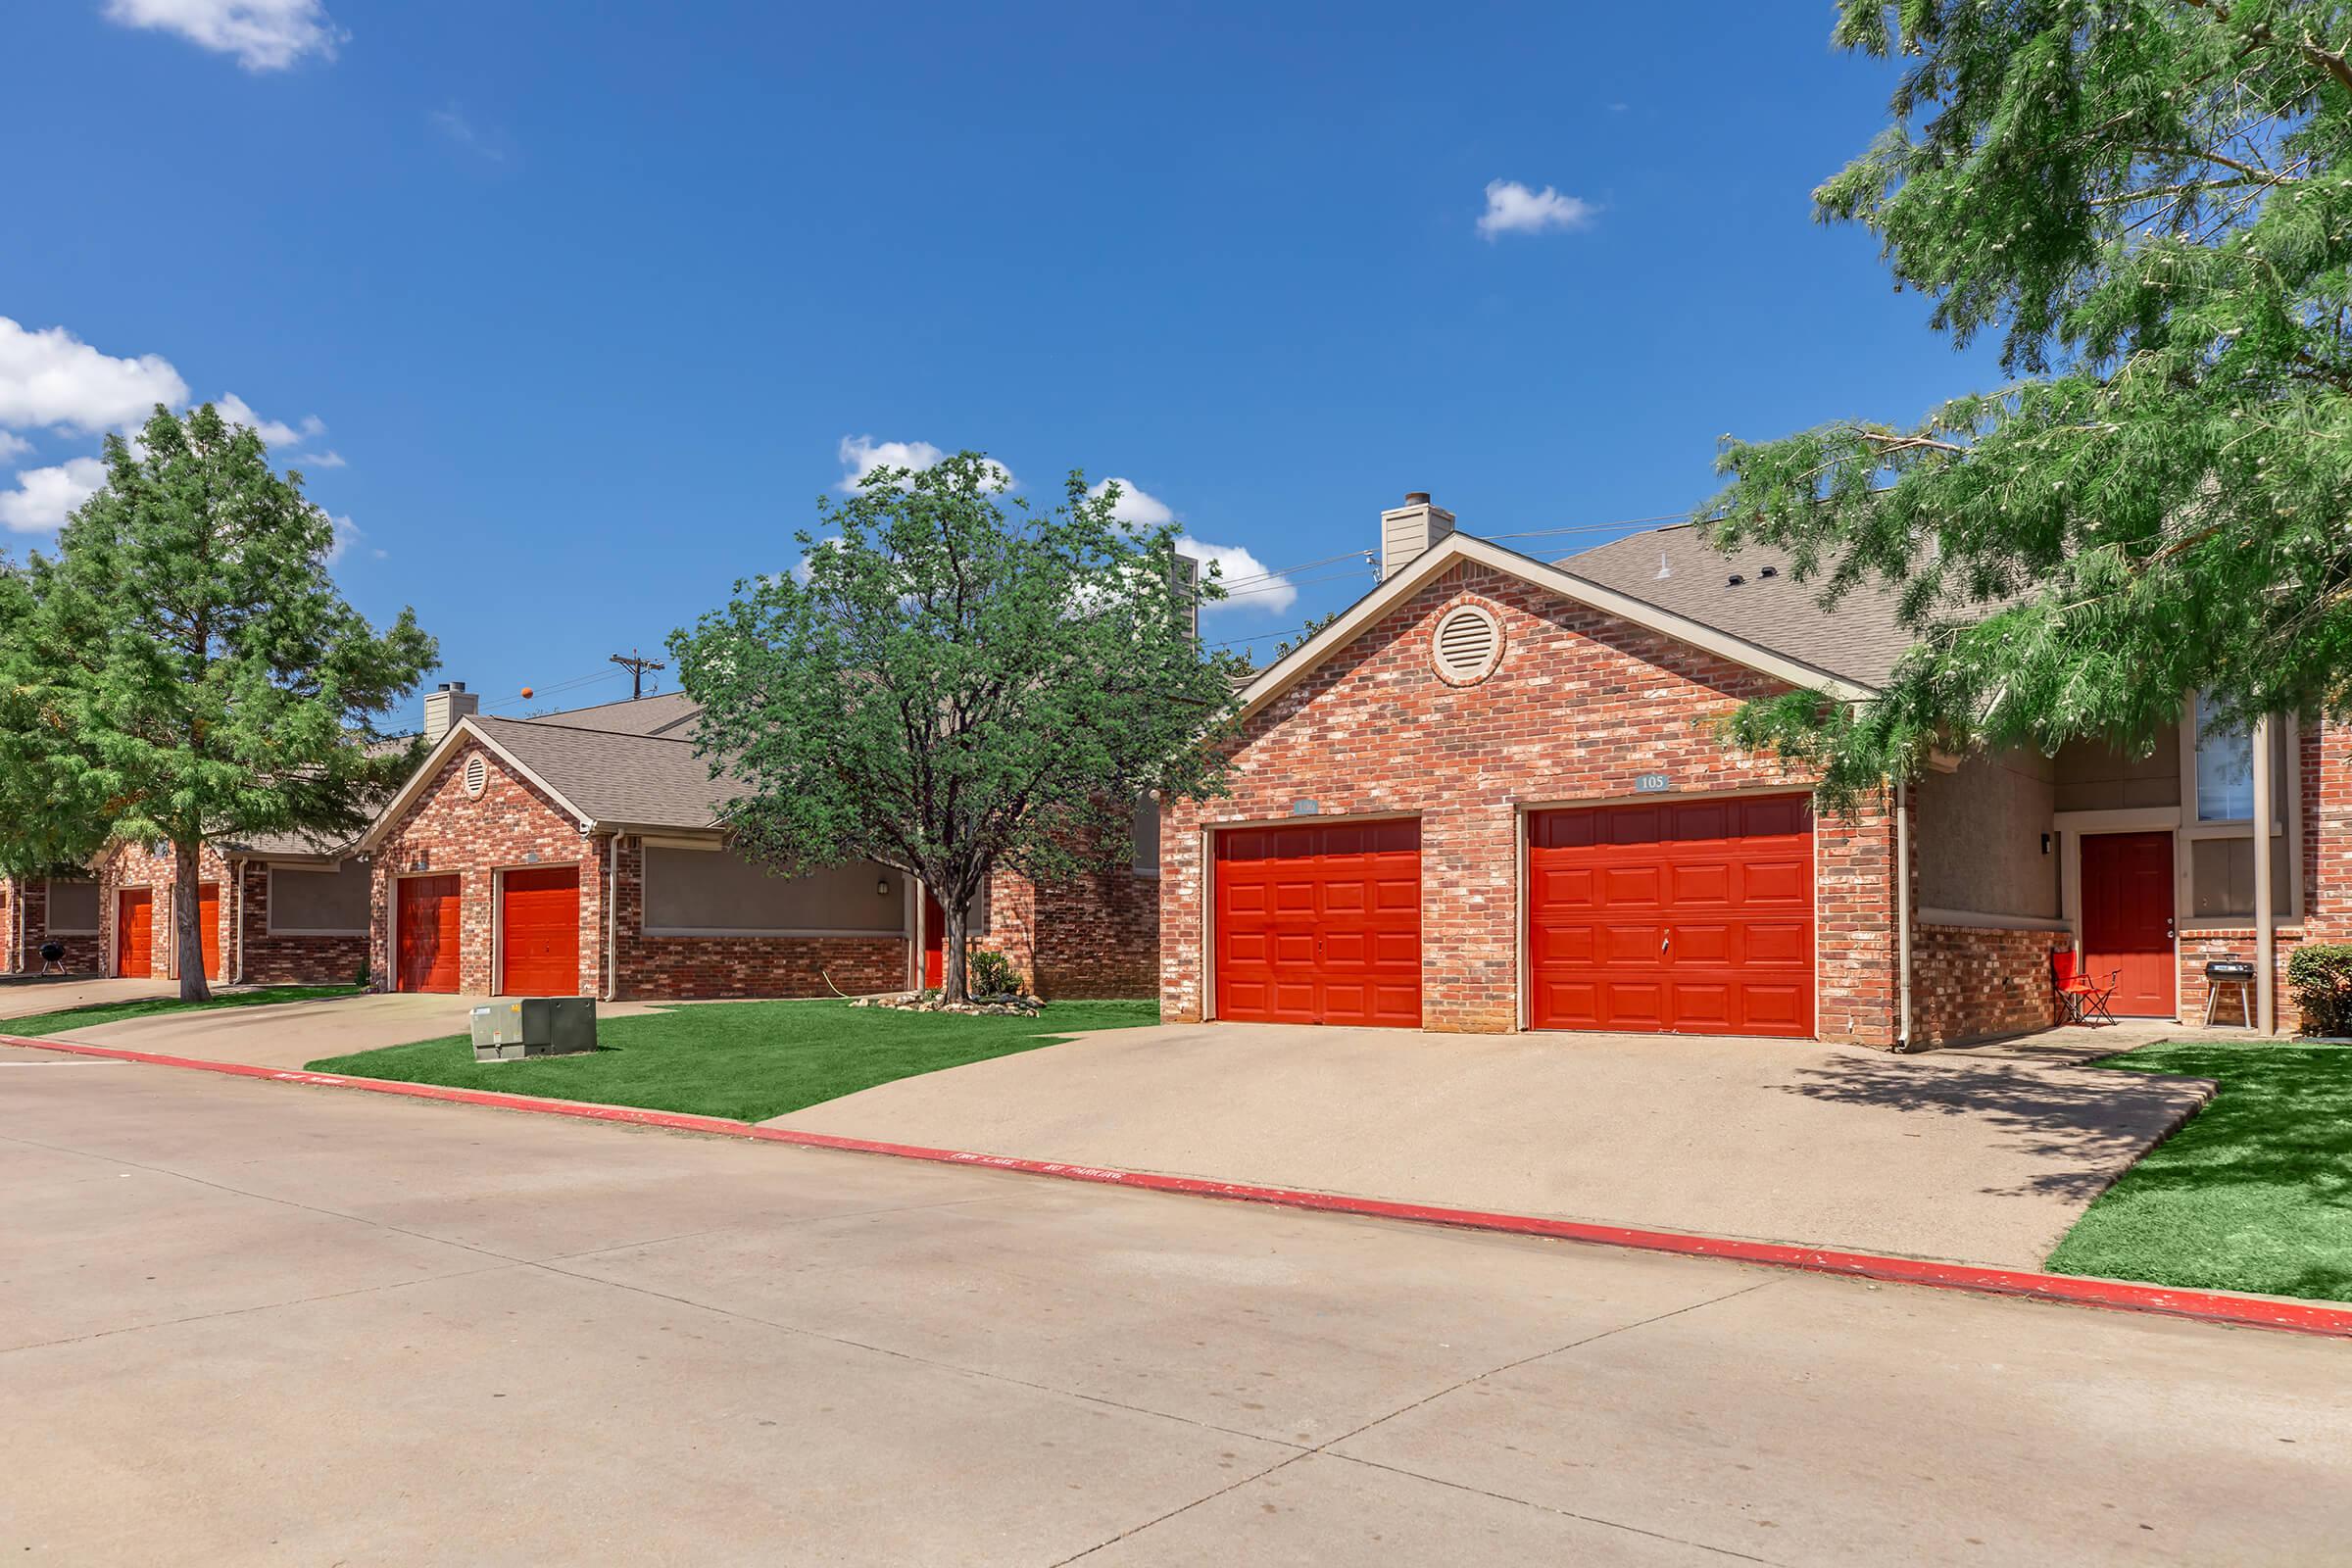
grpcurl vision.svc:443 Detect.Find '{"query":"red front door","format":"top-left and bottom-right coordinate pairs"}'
top-left (1527, 795), bottom-right (1815, 1037)
top-left (397, 875), bottom-right (463, 994)
top-left (500, 866), bottom-right (581, 995)
top-left (2080, 831), bottom-right (2176, 1017)
top-left (1213, 819), bottom-right (1421, 1027)
top-left (922, 890), bottom-right (946, 989)
top-left (197, 882), bottom-right (222, 980)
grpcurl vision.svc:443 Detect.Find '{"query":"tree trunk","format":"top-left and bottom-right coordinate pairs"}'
top-left (940, 898), bottom-right (968, 1004)
top-left (173, 837), bottom-right (211, 1003)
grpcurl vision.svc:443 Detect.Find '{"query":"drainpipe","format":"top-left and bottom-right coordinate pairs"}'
top-left (2253, 714), bottom-right (2277, 1034)
top-left (604, 833), bottom-right (620, 1003)
top-left (232, 864), bottom-right (245, 984)
top-left (1894, 782), bottom-right (1914, 1050)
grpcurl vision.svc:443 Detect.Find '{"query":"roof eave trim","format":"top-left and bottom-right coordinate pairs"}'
top-left (356, 717), bottom-right (595, 852)
top-left (1233, 534), bottom-right (1878, 723)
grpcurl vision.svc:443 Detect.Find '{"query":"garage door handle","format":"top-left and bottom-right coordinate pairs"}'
top-left (1660, 934), bottom-right (1670, 953)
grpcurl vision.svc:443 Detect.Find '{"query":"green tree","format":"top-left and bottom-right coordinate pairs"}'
top-left (5, 404), bottom-right (435, 999)
top-left (671, 455), bottom-right (1244, 1003)
top-left (1706, 1), bottom-right (2352, 804)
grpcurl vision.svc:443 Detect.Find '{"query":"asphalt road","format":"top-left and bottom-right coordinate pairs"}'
top-left (6, 1044), bottom-right (2348, 1565)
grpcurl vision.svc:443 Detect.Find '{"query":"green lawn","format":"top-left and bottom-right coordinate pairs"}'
top-left (306, 998), bottom-right (1161, 1122)
top-left (2047, 1039), bottom-right (2352, 1302)
top-left (2, 985), bottom-right (360, 1038)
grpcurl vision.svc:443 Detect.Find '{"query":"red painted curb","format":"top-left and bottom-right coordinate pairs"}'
top-left (11, 1030), bottom-right (2351, 1341)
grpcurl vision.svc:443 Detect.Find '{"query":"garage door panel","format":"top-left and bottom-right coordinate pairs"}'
top-left (1215, 820), bottom-right (1420, 1028)
top-left (1741, 859), bottom-right (1809, 905)
top-left (1530, 796), bottom-right (1813, 1038)
top-left (397, 875), bottom-right (462, 995)
top-left (1744, 921), bottom-right (1809, 964)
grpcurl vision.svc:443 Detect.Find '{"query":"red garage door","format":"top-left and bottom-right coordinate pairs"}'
top-left (117, 889), bottom-right (153, 977)
top-left (500, 866), bottom-right (581, 996)
top-left (1529, 795), bottom-right (1814, 1038)
top-left (196, 882), bottom-right (222, 980)
top-left (397, 874), bottom-right (462, 994)
top-left (1214, 819), bottom-right (1420, 1027)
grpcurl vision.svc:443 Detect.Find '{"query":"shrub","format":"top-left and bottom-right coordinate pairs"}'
top-left (965, 948), bottom-right (1022, 998)
top-left (2286, 944), bottom-right (2352, 1038)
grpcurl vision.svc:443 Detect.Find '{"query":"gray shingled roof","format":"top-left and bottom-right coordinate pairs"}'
top-left (529, 691), bottom-right (702, 737)
top-left (1554, 523), bottom-right (1920, 690)
top-left (220, 828), bottom-right (361, 860)
top-left (472, 714), bottom-right (729, 831)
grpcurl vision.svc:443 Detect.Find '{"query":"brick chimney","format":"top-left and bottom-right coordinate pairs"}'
top-left (1380, 491), bottom-right (1455, 581)
top-left (423, 681), bottom-right (479, 746)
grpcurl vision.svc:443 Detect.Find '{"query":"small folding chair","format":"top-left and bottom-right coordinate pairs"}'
top-left (2052, 949), bottom-right (2121, 1027)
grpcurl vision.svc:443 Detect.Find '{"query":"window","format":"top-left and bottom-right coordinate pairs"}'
top-left (643, 846), bottom-right (906, 936)
top-left (2191, 692), bottom-right (2254, 822)
top-left (269, 862), bottom-right (371, 934)
top-left (44, 879), bottom-right (99, 934)
top-left (1132, 795), bottom-right (1160, 875)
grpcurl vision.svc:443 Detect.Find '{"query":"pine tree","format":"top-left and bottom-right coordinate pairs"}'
top-left (4, 404), bottom-right (436, 999)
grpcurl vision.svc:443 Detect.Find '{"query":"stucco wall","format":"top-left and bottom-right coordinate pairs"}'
top-left (1160, 560), bottom-right (1900, 1044)
top-left (2052, 724), bottom-right (2181, 812)
top-left (1916, 752), bottom-right (2060, 919)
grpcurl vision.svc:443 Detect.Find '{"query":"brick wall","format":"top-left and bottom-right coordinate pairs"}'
top-left (1161, 561), bottom-right (1900, 1044)
top-left (99, 840), bottom-right (230, 979)
top-left (4, 875), bottom-right (106, 975)
top-left (368, 740), bottom-right (603, 996)
top-left (1912, 923), bottom-right (2061, 1045)
top-left (979, 865), bottom-right (1159, 1000)
top-left (237, 861), bottom-right (370, 986)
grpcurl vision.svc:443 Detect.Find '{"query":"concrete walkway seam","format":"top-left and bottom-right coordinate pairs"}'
top-left (9, 1030), bottom-right (2347, 1343)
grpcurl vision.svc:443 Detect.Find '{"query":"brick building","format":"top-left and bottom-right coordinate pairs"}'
top-left (355, 686), bottom-right (1157, 1001)
top-left (1160, 494), bottom-right (2344, 1046)
top-left (0, 872), bottom-right (104, 974)
top-left (83, 834), bottom-right (372, 985)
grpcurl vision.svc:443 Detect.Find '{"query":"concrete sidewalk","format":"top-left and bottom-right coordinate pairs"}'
top-left (0, 975), bottom-right (174, 1019)
top-left (37, 990), bottom-right (682, 1070)
top-left (767, 1020), bottom-right (2215, 1269)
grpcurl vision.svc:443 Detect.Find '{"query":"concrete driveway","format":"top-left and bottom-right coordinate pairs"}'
top-left (34, 990), bottom-right (682, 1070)
top-left (768, 1020), bottom-right (2216, 1270)
top-left (6, 1049), bottom-right (2346, 1565)
top-left (0, 974), bottom-right (174, 1019)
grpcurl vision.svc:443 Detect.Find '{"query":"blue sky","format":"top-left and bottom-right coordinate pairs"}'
top-left (1, 2), bottom-right (1997, 726)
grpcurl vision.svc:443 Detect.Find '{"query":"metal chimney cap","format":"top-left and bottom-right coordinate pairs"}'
top-left (1402, 491), bottom-right (1431, 506)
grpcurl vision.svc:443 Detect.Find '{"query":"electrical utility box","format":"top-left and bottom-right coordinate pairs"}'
top-left (470, 998), bottom-right (598, 1061)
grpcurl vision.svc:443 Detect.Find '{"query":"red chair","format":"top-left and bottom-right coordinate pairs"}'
top-left (2052, 949), bottom-right (2121, 1026)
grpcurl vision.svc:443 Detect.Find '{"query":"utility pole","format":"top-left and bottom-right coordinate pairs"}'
top-left (610, 649), bottom-right (667, 701)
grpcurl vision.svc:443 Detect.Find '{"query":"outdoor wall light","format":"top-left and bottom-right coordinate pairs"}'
top-left (2041, 833), bottom-right (2053, 856)
top-left (877, 878), bottom-right (891, 896)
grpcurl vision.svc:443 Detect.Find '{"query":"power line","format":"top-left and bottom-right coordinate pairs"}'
top-left (611, 649), bottom-right (668, 700)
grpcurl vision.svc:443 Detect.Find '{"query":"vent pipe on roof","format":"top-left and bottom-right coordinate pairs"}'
top-left (423, 681), bottom-right (479, 746)
top-left (1380, 492), bottom-right (1455, 581)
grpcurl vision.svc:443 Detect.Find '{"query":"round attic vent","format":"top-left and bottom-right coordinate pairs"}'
top-left (462, 753), bottom-right (488, 799)
top-left (1431, 603), bottom-right (1503, 685)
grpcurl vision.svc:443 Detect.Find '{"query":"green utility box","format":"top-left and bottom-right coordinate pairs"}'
top-left (470, 998), bottom-right (598, 1062)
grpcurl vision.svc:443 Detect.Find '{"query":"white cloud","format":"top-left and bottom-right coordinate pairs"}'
top-left (428, 104), bottom-right (513, 164)
top-left (292, 448), bottom-right (346, 469)
top-left (1476, 178), bottom-right (1596, 239)
top-left (0, 457), bottom-right (109, 534)
top-left (0, 318), bottom-right (189, 436)
top-left (837, 435), bottom-right (1013, 493)
top-left (0, 432), bottom-right (29, 461)
top-left (212, 391), bottom-right (326, 450)
top-left (1088, 476), bottom-right (1177, 528)
top-left (323, 512), bottom-right (376, 563)
top-left (1181, 537), bottom-right (1294, 614)
top-left (102, 0), bottom-right (345, 72)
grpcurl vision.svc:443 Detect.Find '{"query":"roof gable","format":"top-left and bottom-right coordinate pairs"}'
top-left (1237, 534), bottom-right (1877, 724)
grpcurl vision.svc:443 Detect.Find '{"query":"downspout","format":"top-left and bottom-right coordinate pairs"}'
top-left (604, 832), bottom-right (620, 1003)
top-left (1894, 782), bottom-right (1914, 1051)
top-left (232, 863), bottom-right (246, 984)
top-left (2253, 714), bottom-right (2277, 1035)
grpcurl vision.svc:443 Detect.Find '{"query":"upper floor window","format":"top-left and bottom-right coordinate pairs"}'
top-left (2192, 691), bottom-right (2255, 822)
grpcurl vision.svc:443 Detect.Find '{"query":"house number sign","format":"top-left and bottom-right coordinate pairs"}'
top-left (1634, 773), bottom-right (1672, 793)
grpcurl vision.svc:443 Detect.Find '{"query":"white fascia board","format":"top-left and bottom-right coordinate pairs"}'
top-left (1233, 534), bottom-right (1878, 724)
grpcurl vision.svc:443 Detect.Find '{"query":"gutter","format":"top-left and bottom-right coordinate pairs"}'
top-left (1894, 782), bottom-right (1914, 1050)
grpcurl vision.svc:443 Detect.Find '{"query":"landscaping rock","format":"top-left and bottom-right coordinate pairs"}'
top-left (851, 989), bottom-right (1045, 1017)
